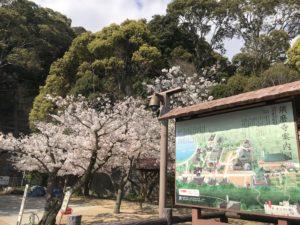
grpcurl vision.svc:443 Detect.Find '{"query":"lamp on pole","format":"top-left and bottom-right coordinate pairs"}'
top-left (149, 87), bottom-right (183, 218)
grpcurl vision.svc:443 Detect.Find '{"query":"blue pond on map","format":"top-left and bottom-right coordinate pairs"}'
top-left (176, 142), bottom-right (196, 161)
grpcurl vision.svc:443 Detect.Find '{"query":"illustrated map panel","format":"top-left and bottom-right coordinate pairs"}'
top-left (175, 102), bottom-right (300, 218)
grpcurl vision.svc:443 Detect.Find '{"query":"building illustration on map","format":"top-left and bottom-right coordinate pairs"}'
top-left (264, 201), bottom-right (300, 217)
top-left (175, 102), bottom-right (300, 218)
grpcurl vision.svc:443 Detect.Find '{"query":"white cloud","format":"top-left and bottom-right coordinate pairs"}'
top-left (31, 0), bottom-right (171, 32)
top-left (31, 0), bottom-right (248, 59)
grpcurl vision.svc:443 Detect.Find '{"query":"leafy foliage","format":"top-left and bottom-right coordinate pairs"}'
top-left (288, 37), bottom-right (300, 72)
top-left (167, 0), bottom-right (234, 51)
top-left (258, 63), bottom-right (300, 87)
top-left (211, 74), bottom-right (248, 98)
top-left (0, 0), bottom-right (75, 133)
top-left (212, 63), bottom-right (300, 98)
top-left (229, 0), bottom-right (299, 74)
top-left (148, 14), bottom-right (196, 63)
top-left (164, 0), bottom-right (235, 71)
top-left (29, 20), bottom-right (163, 126)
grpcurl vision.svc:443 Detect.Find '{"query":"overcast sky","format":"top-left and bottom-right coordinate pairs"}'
top-left (32, 0), bottom-right (243, 59)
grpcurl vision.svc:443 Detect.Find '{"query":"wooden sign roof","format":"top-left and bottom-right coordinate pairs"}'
top-left (159, 80), bottom-right (300, 120)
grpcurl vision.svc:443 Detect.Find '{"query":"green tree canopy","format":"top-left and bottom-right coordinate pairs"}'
top-left (287, 37), bottom-right (300, 72)
top-left (148, 1), bottom-right (235, 81)
top-left (229, 0), bottom-right (299, 74)
top-left (147, 14), bottom-right (196, 63)
top-left (245, 63), bottom-right (300, 91)
top-left (164, 0), bottom-right (235, 71)
top-left (212, 0), bottom-right (300, 98)
top-left (167, 0), bottom-right (234, 51)
top-left (212, 63), bottom-right (300, 98)
top-left (29, 20), bottom-right (163, 126)
top-left (0, 0), bottom-right (75, 133)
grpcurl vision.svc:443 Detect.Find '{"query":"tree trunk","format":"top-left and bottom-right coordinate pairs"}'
top-left (39, 173), bottom-right (63, 225)
top-left (114, 187), bottom-right (123, 214)
top-left (63, 177), bottom-right (68, 192)
top-left (139, 201), bottom-right (143, 211)
top-left (83, 178), bottom-right (90, 196)
top-left (113, 158), bottom-right (134, 214)
top-left (38, 195), bottom-right (63, 225)
top-left (113, 169), bottom-right (130, 214)
top-left (71, 133), bottom-right (99, 194)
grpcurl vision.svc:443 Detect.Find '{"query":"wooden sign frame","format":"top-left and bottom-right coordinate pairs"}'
top-left (174, 99), bottom-right (300, 223)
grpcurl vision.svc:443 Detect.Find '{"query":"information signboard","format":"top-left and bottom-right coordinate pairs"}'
top-left (175, 101), bottom-right (300, 218)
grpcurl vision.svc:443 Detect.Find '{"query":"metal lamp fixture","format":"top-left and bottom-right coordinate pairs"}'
top-left (149, 94), bottom-right (161, 112)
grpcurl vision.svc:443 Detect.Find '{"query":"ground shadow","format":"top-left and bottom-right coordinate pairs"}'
top-left (0, 195), bottom-right (45, 216)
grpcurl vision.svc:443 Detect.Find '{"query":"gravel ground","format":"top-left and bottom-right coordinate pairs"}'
top-left (0, 195), bottom-right (266, 225)
top-left (0, 195), bottom-right (45, 225)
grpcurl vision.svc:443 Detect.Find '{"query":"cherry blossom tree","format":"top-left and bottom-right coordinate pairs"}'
top-left (104, 98), bottom-right (178, 213)
top-left (106, 101), bottom-right (161, 213)
top-left (146, 66), bottom-right (217, 108)
top-left (0, 133), bottom-right (14, 151)
top-left (128, 120), bottom-right (176, 210)
top-left (0, 95), bottom-right (144, 225)
top-left (49, 95), bottom-right (129, 196)
top-left (0, 122), bottom-right (79, 225)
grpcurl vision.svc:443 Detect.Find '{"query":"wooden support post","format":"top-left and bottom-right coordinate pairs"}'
top-left (162, 208), bottom-right (172, 225)
top-left (220, 215), bottom-right (228, 223)
top-left (67, 215), bottom-right (82, 225)
top-left (192, 209), bottom-right (229, 225)
top-left (159, 118), bottom-right (168, 217)
top-left (192, 208), bottom-right (201, 222)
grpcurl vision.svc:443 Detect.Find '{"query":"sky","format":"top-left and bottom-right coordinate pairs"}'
top-left (32, 0), bottom-right (171, 32)
top-left (31, 0), bottom-right (243, 59)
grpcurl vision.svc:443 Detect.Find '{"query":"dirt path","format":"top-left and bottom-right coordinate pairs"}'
top-left (0, 195), bottom-right (266, 225)
top-left (62, 198), bottom-right (160, 225)
top-left (60, 198), bottom-right (265, 225)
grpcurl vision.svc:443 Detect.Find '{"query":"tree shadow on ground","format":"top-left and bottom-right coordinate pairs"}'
top-left (0, 195), bottom-right (45, 216)
top-left (87, 212), bottom-right (157, 225)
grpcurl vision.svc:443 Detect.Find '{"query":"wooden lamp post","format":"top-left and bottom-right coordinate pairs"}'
top-left (149, 87), bottom-right (183, 218)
